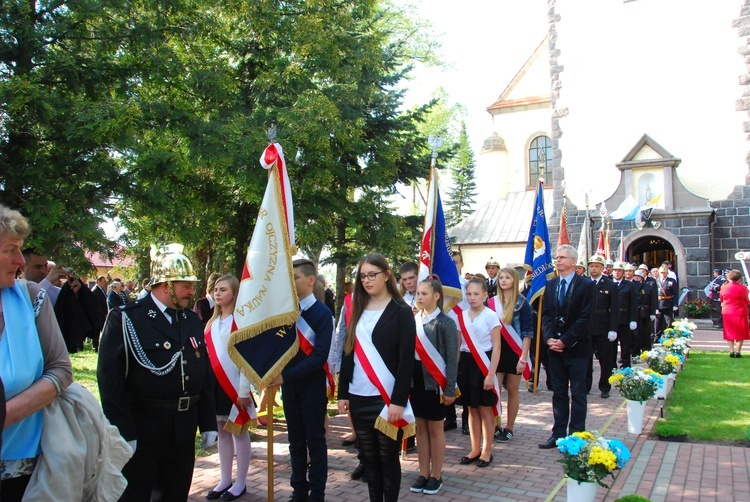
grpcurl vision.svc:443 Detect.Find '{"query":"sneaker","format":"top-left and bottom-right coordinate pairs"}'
top-left (423, 477), bottom-right (443, 495)
top-left (493, 427), bottom-right (502, 440)
top-left (495, 428), bottom-right (513, 443)
top-left (410, 475), bottom-right (428, 493)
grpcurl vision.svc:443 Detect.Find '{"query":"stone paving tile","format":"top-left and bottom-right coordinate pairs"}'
top-left (187, 327), bottom-right (750, 501)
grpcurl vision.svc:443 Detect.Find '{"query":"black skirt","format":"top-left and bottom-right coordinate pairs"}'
top-left (496, 336), bottom-right (521, 374)
top-left (410, 361), bottom-right (447, 421)
top-left (456, 351), bottom-right (498, 408)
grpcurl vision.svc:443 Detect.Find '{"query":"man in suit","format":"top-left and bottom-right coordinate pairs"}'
top-left (485, 257), bottom-right (500, 298)
top-left (91, 275), bottom-right (108, 351)
top-left (611, 262), bottom-right (638, 368)
top-left (98, 244), bottom-right (216, 501)
top-left (192, 272), bottom-right (220, 327)
top-left (585, 255), bottom-right (619, 398)
top-left (538, 244), bottom-right (594, 449)
top-left (272, 259), bottom-right (333, 502)
top-left (107, 281), bottom-right (127, 310)
top-left (633, 269), bottom-right (658, 353)
top-left (654, 265), bottom-right (678, 339)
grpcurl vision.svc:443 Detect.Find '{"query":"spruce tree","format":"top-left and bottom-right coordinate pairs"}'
top-left (446, 122), bottom-right (477, 227)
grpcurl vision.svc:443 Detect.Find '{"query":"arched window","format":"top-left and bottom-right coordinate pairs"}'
top-left (528, 135), bottom-right (552, 186)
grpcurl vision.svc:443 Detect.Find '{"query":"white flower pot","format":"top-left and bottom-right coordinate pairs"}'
top-left (655, 383), bottom-right (668, 399)
top-left (626, 399), bottom-right (647, 434)
top-left (566, 477), bottom-right (598, 502)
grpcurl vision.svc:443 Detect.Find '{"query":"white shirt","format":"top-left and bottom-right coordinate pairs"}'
top-left (402, 290), bottom-right (416, 307)
top-left (415, 308), bottom-right (441, 361)
top-left (459, 307), bottom-right (500, 353)
top-left (349, 308), bottom-right (385, 397)
top-left (150, 293), bottom-right (175, 324)
top-left (206, 294), bottom-right (216, 309)
top-left (299, 293), bottom-right (316, 312)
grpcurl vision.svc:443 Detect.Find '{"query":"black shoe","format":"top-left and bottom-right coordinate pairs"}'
top-left (423, 477), bottom-right (443, 495)
top-left (737, 352), bottom-right (743, 358)
top-left (341, 438), bottom-right (358, 447)
top-left (601, 391), bottom-right (610, 399)
top-left (538, 437), bottom-right (559, 449)
top-left (495, 428), bottom-right (513, 443)
top-left (443, 420), bottom-right (457, 431)
top-left (206, 487), bottom-right (229, 500)
top-left (730, 352), bottom-right (736, 358)
top-left (461, 423), bottom-right (469, 435)
top-left (410, 475), bottom-right (428, 493)
top-left (476, 455), bottom-right (493, 468)
top-left (459, 454), bottom-right (480, 465)
top-left (493, 427), bottom-right (502, 441)
top-left (220, 487), bottom-right (247, 501)
top-left (350, 463), bottom-right (366, 481)
top-left (289, 495), bottom-right (308, 502)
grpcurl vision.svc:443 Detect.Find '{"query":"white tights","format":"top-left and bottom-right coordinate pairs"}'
top-left (214, 420), bottom-right (252, 496)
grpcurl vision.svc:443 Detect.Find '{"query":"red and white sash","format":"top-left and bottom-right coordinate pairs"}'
top-left (296, 315), bottom-right (336, 400)
top-left (353, 335), bottom-right (416, 440)
top-left (414, 312), bottom-right (460, 401)
top-left (454, 309), bottom-right (502, 425)
top-left (485, 299), bottom-right (531, 380)
top-left (205, 320), bottom-right (257, 434)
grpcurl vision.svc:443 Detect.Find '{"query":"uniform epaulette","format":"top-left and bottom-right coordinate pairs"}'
top-left (119, 301), bottom-right (140, 311)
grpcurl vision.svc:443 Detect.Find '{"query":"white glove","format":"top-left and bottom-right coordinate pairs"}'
top-left (200, 431), bottom-right (218, 449)
top-left (128, 440), bottom-right (137, 454)
top-left (673, 306), bottom-right (678, 311)
top-left (607, 331), bottom-right (617, 342)
top-left (650, 315), bottom-right (656, 321)
top-left (629, 321), bottom-right (637, 331)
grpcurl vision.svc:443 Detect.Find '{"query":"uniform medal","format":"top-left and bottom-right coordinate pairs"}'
top-left (190, 337), bottom-right (200, 358)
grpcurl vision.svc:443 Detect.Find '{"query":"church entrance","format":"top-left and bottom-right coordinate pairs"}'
top-left (627, 235), bottom-right (676, 273)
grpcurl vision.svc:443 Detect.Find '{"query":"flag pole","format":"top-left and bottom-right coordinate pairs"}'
top-left (267, 387), bottom-right (276, 502)
top-left (533, 295), bottom-right (543, 394)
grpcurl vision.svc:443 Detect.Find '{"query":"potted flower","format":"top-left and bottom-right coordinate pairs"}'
top-left (683, 298), bottom-right (710, 318)
top-left (556, 431), bottom-right (631, 501)
top-left (640, 350), bottom-right (680, 398)
top-left (609, 367), bottom-right (663, 433)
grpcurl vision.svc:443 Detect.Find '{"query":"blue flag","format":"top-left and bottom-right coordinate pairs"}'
top-left (523, 180), bottom-right (554, 302)
top-left (419, 168), bottom-right (462, 305)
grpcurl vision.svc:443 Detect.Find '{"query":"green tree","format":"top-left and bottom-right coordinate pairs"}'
top-left (445, 122), bottom-right (478, 227)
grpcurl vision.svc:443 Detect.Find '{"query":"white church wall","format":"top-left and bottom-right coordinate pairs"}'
top-left (554, 0), bottom-right (746, 208)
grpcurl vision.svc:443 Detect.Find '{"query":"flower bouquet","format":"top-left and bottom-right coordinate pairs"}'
top-left (556, 431), bottom-right (631, 488)
top-left (660, 337), bottom-right (690, 358)
top-left (640, 349), bottom-right (681, 375)
top-left (609, 367), bottom-right (663, 401)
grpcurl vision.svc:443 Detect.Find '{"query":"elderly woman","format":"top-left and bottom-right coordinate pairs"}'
top-left (0, 205), bottom-right (73, 500)
top-left (720, 269), bottom-right (750, 358)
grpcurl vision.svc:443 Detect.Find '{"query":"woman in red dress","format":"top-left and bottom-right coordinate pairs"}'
top-left (720, 269), bottom-right (750, 357)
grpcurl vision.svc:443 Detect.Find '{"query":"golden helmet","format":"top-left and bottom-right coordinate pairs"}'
top-left (588, 255), bottom-right (606, 266)
top-left (150, 244), bottom-right (198, 285)
top-left (485, 257), bottom-right (500, 269)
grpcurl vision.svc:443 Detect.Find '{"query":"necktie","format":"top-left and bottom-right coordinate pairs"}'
top-left (165, 307), bottom-right (179, 331)
top-left (558, 278), bottom-right (567, 307)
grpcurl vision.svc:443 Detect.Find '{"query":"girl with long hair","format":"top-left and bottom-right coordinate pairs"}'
top-left (493, 267), bottom-right (533, 443)
top-left (408, 276), bottom-right (458, 496)
top-left (455, 278), bottom-right (501, 468)
top-left (204, 274), bottom-right (254, 501)
top-left (337, 253), bottom-right (416, 502)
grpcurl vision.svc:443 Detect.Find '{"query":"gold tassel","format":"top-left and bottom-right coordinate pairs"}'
top-left (374, 416), bottom-right (416, 441)
top-left (223, 418), bottom-right (254, 436)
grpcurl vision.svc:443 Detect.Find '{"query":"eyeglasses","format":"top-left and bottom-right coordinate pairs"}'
top-left (554, 256), bottom-right (574, 261)
top-left (359, 271), bottom-right (385, 282)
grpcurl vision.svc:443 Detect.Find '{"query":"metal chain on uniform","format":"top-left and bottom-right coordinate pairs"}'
top-left (122, 312), bottom-right (184, 380)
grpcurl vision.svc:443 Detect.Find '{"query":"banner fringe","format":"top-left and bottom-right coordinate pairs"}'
top-left (223, 418), bottom-right (256, 436)
top-left (374, 416), bottom-right (416, 441)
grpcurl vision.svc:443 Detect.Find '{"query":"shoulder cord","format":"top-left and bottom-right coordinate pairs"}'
top-left (121, 312), bottom-right (183, 378)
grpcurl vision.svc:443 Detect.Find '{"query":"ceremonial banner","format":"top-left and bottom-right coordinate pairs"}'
top-left (523, 179), bottom-right (554, 303)
top-left (418, 167), bottom-right (462, 307)
top-left (229, 143), bottom-right (299, 386)
top-left (596, 225), bottom-right (606, 257)
top-left (557, 197), bottom-right (570, 248)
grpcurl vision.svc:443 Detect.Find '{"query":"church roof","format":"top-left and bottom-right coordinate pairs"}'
top-left (487, 36), bottom-right (550, 114)
top-left (449, 189), bottom-right (554, 245)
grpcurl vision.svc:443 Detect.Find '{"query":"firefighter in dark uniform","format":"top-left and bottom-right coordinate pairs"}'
top-left (585, 254), bottom-right (619, 398)
top-left (485, 257), bottom-right (500, 299)
top-left (633, 268), bottom-right (658, 353)
top-left (709, 268), bottom-right (727, 328)
top-left (611, 262), bottom-right (638, 368)
top-left (655, 265), bottom-right (678, 338)
top-left (98, 244), bottom-right (217, 502)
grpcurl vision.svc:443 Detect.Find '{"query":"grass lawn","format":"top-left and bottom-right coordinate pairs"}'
top-left (659, 350), bottom-right (750, 441)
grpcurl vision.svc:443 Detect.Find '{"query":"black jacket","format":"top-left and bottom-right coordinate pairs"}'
top-left (542, 274), bottom-right (594, 358)
top-left (588, 276), bottom-right (619, 337)
top-left (97, 294), bottom-right (215, 443)
top-left (338, 298), bottom-right (416, 407)
top-left (612, 279), bottom-right (638, 325)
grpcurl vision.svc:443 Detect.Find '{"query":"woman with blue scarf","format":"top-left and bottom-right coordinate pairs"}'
top-left (0, 205), bottom-right (73, 501)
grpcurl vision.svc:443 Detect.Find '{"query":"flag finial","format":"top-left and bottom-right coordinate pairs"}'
top-left (428, 135), bottom-right (444, 167)
top-left (267, 123), bottom-right (277, 144)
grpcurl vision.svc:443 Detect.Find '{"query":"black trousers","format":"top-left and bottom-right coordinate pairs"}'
top-left (655, 309), bottom-right (673, 338)
top-left (120, 437), bottom-right (195, 501)
top-left (349, 395), bottom-right (403, 502)
top-left (635, 316), bottom-right (652, 353)
top-left (547, 350), bottom-right (588, 439)
top-left (587, 336), bottom-right (616, 393)
top-left (616, 324), bottom-right (632, 368)
top-left (282, 374), bottom-right (328, 502)
top-left (0, 475), bottom-right (31, 502)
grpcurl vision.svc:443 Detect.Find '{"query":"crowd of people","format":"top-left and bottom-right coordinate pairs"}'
top-left (3, 199), bottom-right (750, 501)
